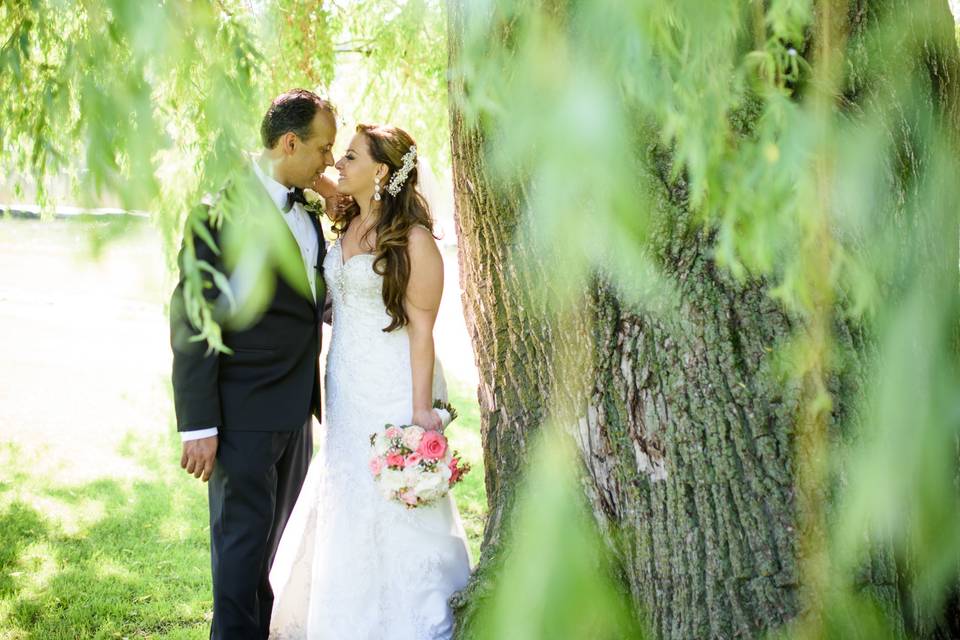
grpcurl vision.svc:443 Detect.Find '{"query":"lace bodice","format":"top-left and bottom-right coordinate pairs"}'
top-left (327, 240), bottom-right (389, 329)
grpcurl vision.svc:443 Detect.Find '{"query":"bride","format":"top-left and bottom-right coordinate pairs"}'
top-left (268, 124), bottom-right (472, 639)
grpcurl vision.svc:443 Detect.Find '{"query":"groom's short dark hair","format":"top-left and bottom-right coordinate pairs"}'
top-left (260, 89), bottom-right (336, 149)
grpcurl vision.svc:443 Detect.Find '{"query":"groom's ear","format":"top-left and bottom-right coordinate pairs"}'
top-left (279, 131), bottom-right (298, 156)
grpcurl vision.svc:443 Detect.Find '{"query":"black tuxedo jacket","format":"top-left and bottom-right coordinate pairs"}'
top-left (170, 172), bottom-right (328, 433)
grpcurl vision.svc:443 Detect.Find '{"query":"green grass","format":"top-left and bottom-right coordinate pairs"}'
top-left (445, 379), bottom-right (486, 563)
top-left (0, 438), bottom-right (212, 639)
top-left (0, 379), bottom-right (486, 638)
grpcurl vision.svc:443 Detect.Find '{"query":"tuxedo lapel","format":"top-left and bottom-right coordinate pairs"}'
top-left (242, 166), bottom-right (320, 310)
top-left (247, 170), bottom-right (304, 263)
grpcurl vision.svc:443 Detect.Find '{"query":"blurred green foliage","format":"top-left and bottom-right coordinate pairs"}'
top-left (451, 0), bottom-right (960, 636)
top-left (326, 0), bottom-right (450, 170)
top-left (0, 0), bottom-right (447, 208)
top-left (0, 0), bottom-right (448, 350)
top-left (0, 0), bottom-right (261, 212)
top-left (471, 431), bottom-right (646, 640)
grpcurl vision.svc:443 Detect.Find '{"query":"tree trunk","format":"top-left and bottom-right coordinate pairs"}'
top-left (446, 1), bottom-right (960, 638)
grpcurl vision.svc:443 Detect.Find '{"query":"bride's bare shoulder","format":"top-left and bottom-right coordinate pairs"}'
top-left (407, 225), bottom-right (442, 287)
top-left (407, 225), bottom-right (439, 255)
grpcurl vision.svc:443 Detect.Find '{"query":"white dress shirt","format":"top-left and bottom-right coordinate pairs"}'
top-left (181, 157), bottom-right (320, 442)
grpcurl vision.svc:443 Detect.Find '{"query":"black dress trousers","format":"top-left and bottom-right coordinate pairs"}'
top-left (207, 419), bottom-right (313, 640)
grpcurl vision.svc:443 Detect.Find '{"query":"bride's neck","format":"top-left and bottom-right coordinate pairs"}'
top-left (354, 199), bottom-right (380, 230)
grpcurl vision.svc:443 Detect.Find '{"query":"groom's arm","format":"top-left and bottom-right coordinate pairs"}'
top-left (170, 206), bottom-right (225, 482)
top-left (169, 205), bottom-right (225, 437)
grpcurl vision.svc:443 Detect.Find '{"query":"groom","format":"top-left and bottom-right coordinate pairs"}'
top-left (170, 89), bottom-right (337, 639)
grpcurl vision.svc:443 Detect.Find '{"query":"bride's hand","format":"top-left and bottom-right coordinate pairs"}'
top-left (311, 174), bottom-right (352, 220)
top-left (412, 407), bottom-right (443, 432)
top-left (312, 173), bottom-right (339, 199)
top-left (334, 193), bottom-right (354, 215)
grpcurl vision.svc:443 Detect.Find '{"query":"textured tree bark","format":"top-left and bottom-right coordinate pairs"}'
top-left (446, 1), bottom-right (960, 638)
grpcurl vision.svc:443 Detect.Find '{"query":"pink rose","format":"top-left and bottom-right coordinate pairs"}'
top-left (401, 490), bottom-right (418, 506)
top-left (449, 457), bottom-right (470, 485)
top-left (417, 431), bottom-right (447, 460)
top-left (449, 458), bottom-right (464, 484)
top-left (385, 426), bottom-right (402, 440)
top-left (385, 453), bottom-right (405, 468)
top-left (369, 456), bottom-right (384, 476)
top-left (404, 453), bottom-right (423, 468)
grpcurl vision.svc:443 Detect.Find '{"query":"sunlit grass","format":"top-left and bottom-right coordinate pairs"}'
top-left (446, 378), bottom-right (486, 563)
top-left (0, 374), bottom-right (485, 638)
top-left (0, 384), bottom-right (486, 640)
top-left (0, 438), bottom-right (213, 638)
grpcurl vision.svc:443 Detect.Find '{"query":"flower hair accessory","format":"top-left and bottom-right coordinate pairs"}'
top-left (386, 145), bottom-right (417, 197)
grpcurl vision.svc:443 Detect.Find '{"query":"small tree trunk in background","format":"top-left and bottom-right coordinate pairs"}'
top-left (446, 1), bottom-right (960, 638)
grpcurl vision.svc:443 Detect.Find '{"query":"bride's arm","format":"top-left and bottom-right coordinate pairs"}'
top-left (312, 173), bottom-right (341, 217)
top-left (405, 226), bottom-right (444, 431)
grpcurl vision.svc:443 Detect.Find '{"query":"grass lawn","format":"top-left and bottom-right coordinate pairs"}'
top-left (0, 218), bottom-right (486, 638)
top-left (0, 436), bottom-right (214, 639)
top-left (0, 386), bottom-right (484, 639)
top-left (445, 382), bottom-right (486, 562)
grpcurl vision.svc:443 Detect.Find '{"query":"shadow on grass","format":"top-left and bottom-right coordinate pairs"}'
top-left (0, 380), bottom-right (489, 638)
top-left (0, 435), bottom-right (212, 639)
top-left (0, 501), bottom-right (50, 599)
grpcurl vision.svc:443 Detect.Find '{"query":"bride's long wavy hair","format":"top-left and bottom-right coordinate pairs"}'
top-left (332, 124), bottom-right (436, 332)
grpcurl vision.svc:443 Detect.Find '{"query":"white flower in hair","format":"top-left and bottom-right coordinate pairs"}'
top-left (386, 145), bottom-right (417, 196)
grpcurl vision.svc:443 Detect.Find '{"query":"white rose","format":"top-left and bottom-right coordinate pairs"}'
top-left (303, 188), bottom-right (322, 205)
top-left (402, 465), bottom-right (421, 487)
top-left (414, 471), bottom-right (446, 497)
top-left (402, 426), bottom-right (425, 450)
top-left (379, 468), bottom-right (406, 492)
top-left (373, 433), bottom-right (390, 456)
top-left (440, 464), bottom-right (453, 482)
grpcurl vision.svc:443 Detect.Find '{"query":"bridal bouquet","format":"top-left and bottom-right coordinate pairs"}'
top-left (368, 400), bottom-right (471, 508)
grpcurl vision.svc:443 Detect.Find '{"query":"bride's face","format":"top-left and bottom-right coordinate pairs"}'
top-left (335, 133), bottom-right (386, 199)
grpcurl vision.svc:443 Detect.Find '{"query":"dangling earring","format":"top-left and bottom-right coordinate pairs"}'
top-left (374, 175), bottom-right (382, 202)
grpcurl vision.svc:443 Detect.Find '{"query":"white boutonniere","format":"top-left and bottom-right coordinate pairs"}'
top-left (303, 187), bottom-right (337, 241)
top-left (302, 188), bottom-right (324, 216)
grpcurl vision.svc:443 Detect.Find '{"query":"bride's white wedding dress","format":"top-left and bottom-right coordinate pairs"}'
top-left (269, 238), bottom-right (472, 639)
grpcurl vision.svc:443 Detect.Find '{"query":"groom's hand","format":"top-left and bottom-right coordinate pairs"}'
top-left (181, 436), bottom-right (218, 482)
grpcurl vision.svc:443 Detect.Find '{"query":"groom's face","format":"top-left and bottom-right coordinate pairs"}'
top-left (283, 110), bottom-right (337, 189)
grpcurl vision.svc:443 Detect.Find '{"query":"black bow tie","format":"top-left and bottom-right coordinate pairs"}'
top-left (283, 187), bottom-right (307, 213)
